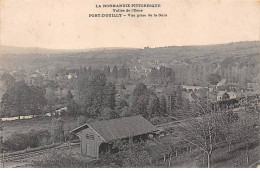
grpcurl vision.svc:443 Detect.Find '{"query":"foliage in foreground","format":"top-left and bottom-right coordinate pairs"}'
top-left (33, 140), bottom-right (171, 168)
top-left (3, 129), bottom-right (51, 152)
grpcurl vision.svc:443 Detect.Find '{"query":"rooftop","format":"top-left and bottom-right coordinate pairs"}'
top-left (71, 115), bottom-right (156, 142)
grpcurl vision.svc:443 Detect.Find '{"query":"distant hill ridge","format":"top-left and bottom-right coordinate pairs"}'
top-left (1, 41), bottom-right (259, 55)
top-left (0, 46), bottom-right (137, 55)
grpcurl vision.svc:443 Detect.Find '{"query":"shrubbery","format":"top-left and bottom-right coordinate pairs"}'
top-left (3, 129), bottom-right (51, 152)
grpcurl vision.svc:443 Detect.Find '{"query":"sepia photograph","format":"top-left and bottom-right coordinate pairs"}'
top-left (0, 0), bottom-right (259, 168)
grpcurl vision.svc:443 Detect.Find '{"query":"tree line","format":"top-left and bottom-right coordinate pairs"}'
top-left (148, 66), bottom-right (175, 85)
top-left (172, 62), bottom-right (257, 87)
top-left (0, 79), bottom-right (46, 118)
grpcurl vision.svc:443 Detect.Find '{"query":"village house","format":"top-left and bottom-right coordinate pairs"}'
top-left (181, 85), bottom-right (213, 92)
top-left (217, 91), bottom-right (236, 101)
top-left (70, 115), bottom-right (156, 159)
top-left (66, 73), bottom-right (78, 80)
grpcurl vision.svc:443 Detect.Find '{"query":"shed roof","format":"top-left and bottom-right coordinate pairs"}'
top-left (71, 115), bottom-right (156, 142)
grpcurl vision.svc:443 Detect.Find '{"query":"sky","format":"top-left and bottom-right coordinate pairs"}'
top-left (0, 0), bottom-right (259, 49)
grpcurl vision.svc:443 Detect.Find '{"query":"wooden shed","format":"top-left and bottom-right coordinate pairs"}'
top-left (70, 115), bottom-right (156, 158)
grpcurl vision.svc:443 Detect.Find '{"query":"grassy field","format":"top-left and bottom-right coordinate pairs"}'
top-left (154, 139), bottom-right (260, 168)
top-left (2, 116), bottom-right (78, 140)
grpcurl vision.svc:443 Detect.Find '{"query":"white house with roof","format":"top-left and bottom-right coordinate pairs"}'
top-left (66, 73), bottom-right (77, 80)
top-left (217, 91), bottom-right (236, 101)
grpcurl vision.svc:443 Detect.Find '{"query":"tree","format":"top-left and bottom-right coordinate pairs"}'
top-left (90, 73), bottom-right (107, 118)
top-left (51, 117), bottom-right (64, 143)
top-left (34, 75), bottom-right (44, 86)
top-left (77, 69), bottom-right (117, 119)
top-left (209, 109), bottom-right (238, 154)
top-left (29, 85), bottom-right (47, 117)
top-left (148, 66), bottom-right (175, 84)
top-left (212, 97), bottom-right (259, 166)
top-left (116, 98), bottom-right (128, 109)
top-left (67, 100), bottom-right (80, 116)
top-left (230, 107), bottom-right (258, 165)
top-left (207, 73), bottom-right (221, 85)
top-left (100, 107), bottom-right (115, 120)
top-left (111, 139), bottom-right (151, 167)
top-left (45, 80), bottom-right (59, 90)
top-left (0, 73), bottom-right (15, 87)
top-left (104, 65), bottom-right (111, 78)
top-left (45, 88), bottom-right (58, 116)
top-left (159, 95), bottom-right (167, 115)
top-left (119, 106), bottom-right (131, 117)
top-left (132, 93), bottom-right (152, 118)
top-left (1, 81), bottom-right (46, 118)
top-left (176, 85), bottom-right (183, 109)
top-left (132, 82), bottom-right (147, 97)
top-left (76, 115), bottom-right (87, 127)
top-left (178, 110), bottom-right (227, 168)
top-left (111, 65), bottom-right (118, 80)
top-left (115, 98), bottom-right (128, 115)
top-left (67, 89), bottom-right (74, 101)
top-left (104, 82), bottom-right (116, 110)
top-left (118, 66), bottom-right (127, 78)
top-left (133, 85), bottom-right (164, 119)
top-left (44, 80), bottom-right (59, 117)
top-left (147, 95), bottom-right (160, 119)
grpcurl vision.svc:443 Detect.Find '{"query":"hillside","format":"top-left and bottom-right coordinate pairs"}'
top-left (0, 41), bottom-right (259, 82)
top-left (141, 41), bottom-right (259, 64)
top-left (1, 41), bottom-right (258, 60)
top-left (0, 46), bottom-right (136, 55)
top-left (140, 41), bottom-right (260, 83)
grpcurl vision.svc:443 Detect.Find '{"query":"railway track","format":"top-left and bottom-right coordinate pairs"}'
top-left (156, 117), bottom-right (196, 131)
top-left (0, 143), bottom-right (79, 163)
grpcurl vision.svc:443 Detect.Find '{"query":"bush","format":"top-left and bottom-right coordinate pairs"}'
top-left (3, 129), bottom-right (51, 152)
top-left (33, 152), bottom-right (89, 168)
